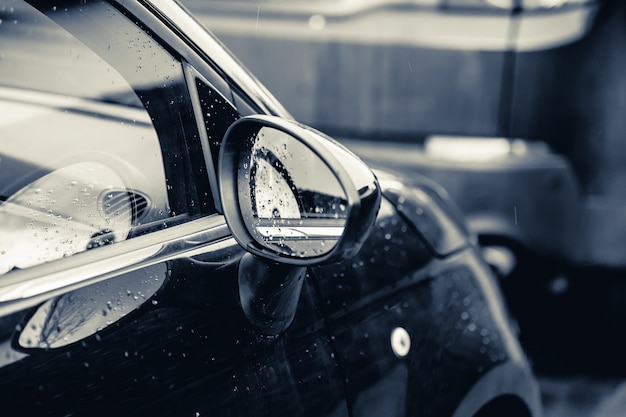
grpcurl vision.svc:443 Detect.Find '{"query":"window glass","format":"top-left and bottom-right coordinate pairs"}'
top-left (0, 1), bottom-right (193, 274)
top-left (196, 77), bottom-right (240, 182)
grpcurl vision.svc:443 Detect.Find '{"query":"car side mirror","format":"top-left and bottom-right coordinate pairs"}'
top-left (219, 115), bottom-right (381, 266)
top-left (219, 115), bottom-right (381, 336)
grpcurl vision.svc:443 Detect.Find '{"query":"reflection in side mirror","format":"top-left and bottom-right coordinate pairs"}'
top-left (239, 126), bottom-right (347, 258)
top-left (219, 115), bottom-right (380, 265)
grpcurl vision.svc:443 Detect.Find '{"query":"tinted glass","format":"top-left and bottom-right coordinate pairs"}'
top-left (0, 1), bottom-right (190, 274)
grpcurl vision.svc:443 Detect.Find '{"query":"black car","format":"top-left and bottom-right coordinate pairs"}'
top-left (0, 1), bottom-right (540, 416)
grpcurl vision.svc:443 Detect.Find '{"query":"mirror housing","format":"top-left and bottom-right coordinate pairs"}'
top-left (219, 115), bottom-right (380, 266)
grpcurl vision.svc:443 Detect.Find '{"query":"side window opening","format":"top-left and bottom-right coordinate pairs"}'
top-left (188, 70), bottom-right (241, 212)
top-left (0, 0), bottom-right (214, 275)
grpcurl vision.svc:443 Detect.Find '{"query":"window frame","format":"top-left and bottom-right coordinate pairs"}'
top-left (0, 0), bottom-right (252, 312)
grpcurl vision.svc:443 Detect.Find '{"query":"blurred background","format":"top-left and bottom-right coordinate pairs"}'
top-left (180, 1), bottom-right (626, 415)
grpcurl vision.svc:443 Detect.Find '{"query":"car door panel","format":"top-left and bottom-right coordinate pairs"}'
top-left (312, 187), bottom-right (529, 417)
top-left (0, 251), bottom-right (348, 416)
top-left (233, 279), bottom-right (350, 417)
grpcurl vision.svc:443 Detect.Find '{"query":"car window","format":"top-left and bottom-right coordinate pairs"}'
top-left (193, 76), bottom-right (240, 185)
top-left (0, 1), bottom-right (213, 275)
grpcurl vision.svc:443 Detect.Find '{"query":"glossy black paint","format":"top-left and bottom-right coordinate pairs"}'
top-left (238, 254), bottom-right (307, 336)
top-left (0, 192), bottom-right (525, 417)
top-left (312, 186), bottom-right (528, 417)
top-left (0, 254), bottom-right (343, 416)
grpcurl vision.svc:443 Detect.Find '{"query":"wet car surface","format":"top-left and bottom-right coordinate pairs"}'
top-left (0, 1), bottom-right (539, 416)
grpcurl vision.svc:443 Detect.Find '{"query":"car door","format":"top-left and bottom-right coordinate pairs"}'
top-left (0, 1), bottom-right (348, 415)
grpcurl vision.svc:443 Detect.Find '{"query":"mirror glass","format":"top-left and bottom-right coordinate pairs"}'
top-left (237, 127), bottom-right (348, 258)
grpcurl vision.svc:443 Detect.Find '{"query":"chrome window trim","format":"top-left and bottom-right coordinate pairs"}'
top-left (0, 215), bottom-right (234, 316)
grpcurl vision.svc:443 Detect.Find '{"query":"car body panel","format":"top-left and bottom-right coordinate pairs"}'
top-left (314, 183), bottom-right (540, 417)
top-left (0, 256), bottom-right (352, 416)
